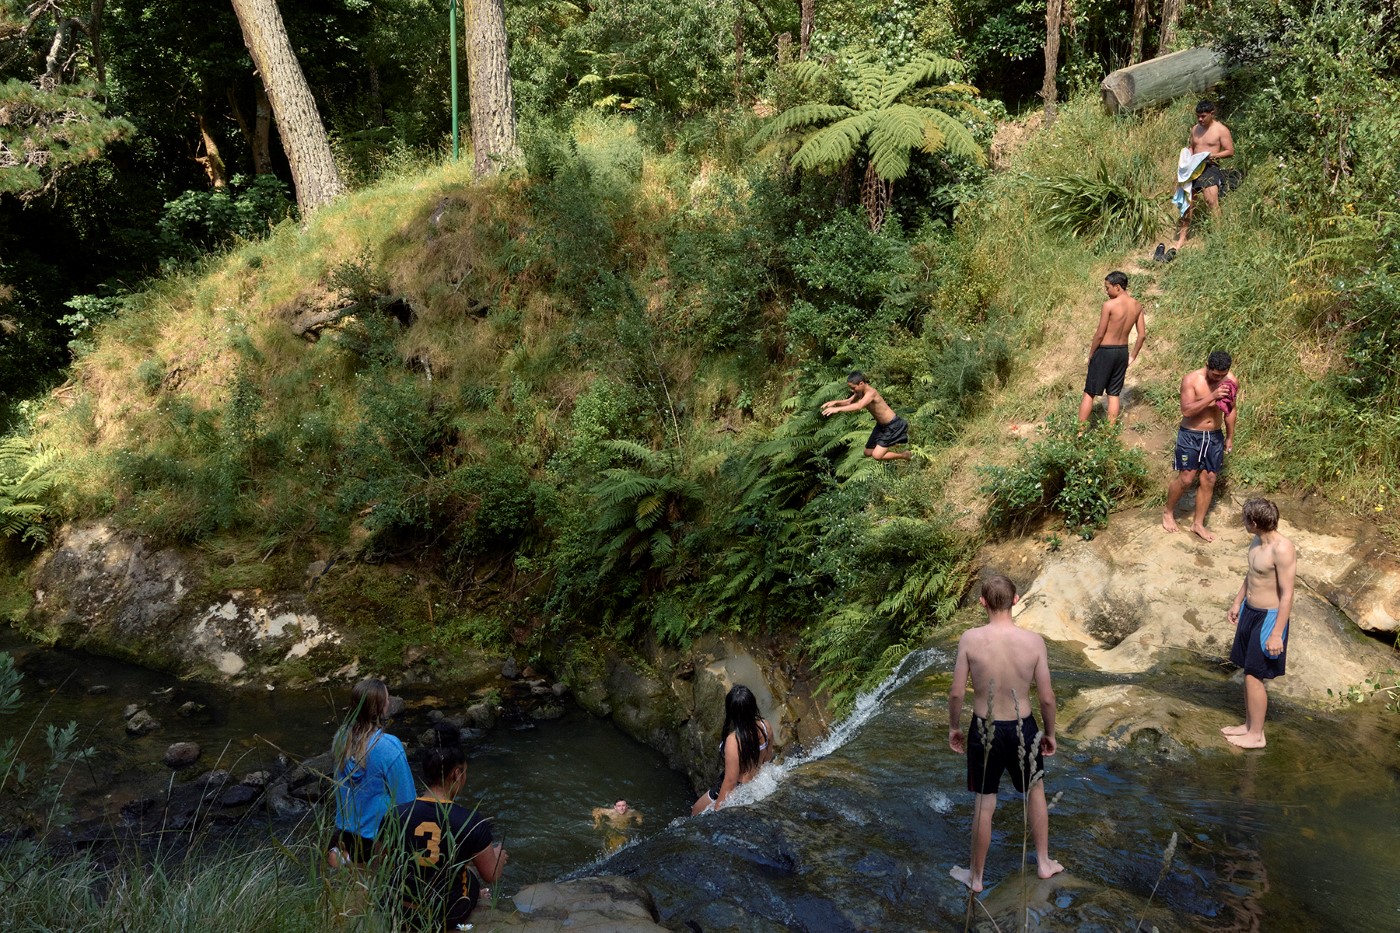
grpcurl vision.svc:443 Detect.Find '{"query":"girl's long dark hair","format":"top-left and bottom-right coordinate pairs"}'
top-left (721, 684), bottom-right (763, 775)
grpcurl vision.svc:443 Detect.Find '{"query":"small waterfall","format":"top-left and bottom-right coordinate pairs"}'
top-left (719, 645), bottom-right (948, 809)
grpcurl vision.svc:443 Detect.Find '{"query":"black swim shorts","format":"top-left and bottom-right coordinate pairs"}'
top-left (1193, 161), bottom-right (1224, 193)
top-left (1229, 602), bottom-right (1288, 680)
top-left (865, 415), bottom-right (909, 451)
top-left (967, 714), bottom-right (1044, 795)
top-left (1174, 427), bottom-right (1225, 474)
top-left (1084, 345), bottom-right (1129, 398)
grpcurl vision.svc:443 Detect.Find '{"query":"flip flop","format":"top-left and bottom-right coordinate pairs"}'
top-left (1164, 248), bottom-right (1178, 263)
top-left (1152, 243), bottom-right (1166, 263)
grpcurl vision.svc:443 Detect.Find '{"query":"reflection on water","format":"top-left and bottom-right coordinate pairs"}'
top-left (0, 630), bottom-right (693, 884)
top-left (601, 660), bottom-right (1400, 932)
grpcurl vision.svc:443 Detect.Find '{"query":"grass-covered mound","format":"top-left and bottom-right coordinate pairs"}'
top-left (17, 42), bottom-right (1400, 700)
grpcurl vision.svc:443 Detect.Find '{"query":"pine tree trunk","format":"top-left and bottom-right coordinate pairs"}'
top-left (799, 0), bottom-right (814, 60)
top-left (1158, 0), bottom-right (1183, 54)
top-left (1129, 0), bottom-right (1150, 65)
top-left (1042, 0), bottom-right (1063, 123)
top-left (465, 0), bottom-right (520, 177)
top-left (229, 0), bottom-right (345, 214)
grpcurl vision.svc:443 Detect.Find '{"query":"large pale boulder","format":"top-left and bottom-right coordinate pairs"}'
top-left (1012, 505), bottom-right (1397, 705)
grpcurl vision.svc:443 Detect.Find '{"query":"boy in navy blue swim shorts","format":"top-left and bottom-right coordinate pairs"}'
top-left (1163, 350), bottom-right (1237, 543)
top-left (1223, 499), bottom-right (1297, 749)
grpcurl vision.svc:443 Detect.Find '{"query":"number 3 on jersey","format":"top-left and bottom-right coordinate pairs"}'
top-left (415, 821), bottom-right (443, 866)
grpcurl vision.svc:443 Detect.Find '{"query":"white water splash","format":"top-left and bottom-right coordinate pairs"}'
top-left (716, 646), bottom-right (948, 811)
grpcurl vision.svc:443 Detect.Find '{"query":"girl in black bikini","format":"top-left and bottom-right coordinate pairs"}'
top-left (691, 684), bottom-right (774, 815)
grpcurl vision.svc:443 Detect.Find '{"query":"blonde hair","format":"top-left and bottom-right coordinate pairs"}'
top-left (334, 678), bottom-right (390, 772)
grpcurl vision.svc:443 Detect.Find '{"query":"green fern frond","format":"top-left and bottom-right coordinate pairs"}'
top-left (752, 103), bottom-right (856, 148)
top-left (600, 439), bottom-right (661, 466)
top-left (918, 109), bottom-right (985, 165)
top-left (791, 113), bottom-right (874, 173)
top-left (866, 105), bottom-right (928, 181)
top-left (879, 56), bottom-right (966, 108)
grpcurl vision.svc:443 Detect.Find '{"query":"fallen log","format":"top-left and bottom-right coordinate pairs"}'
top-left (1101, 46), bottom-right (1230, 115)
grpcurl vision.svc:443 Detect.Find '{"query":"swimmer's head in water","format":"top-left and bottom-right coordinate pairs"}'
top-left (614, 800), bottom-right (629, 813)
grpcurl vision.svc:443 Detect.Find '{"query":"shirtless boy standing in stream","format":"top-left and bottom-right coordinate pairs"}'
top-left (1078, 270), bottom-right (1146, 425)
top-left (948, 574), bottom-right (1063, 892)
top-left (1223, 498), bottom-right (1297, 749)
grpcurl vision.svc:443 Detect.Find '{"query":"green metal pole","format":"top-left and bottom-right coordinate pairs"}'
top-left (449, 0), bottom-right (459, 161)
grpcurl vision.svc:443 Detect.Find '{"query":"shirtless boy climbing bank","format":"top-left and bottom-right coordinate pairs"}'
top-left (1078, 270), bottom-right (1146, 425)
top-left (821, 371), bottom-right (911, 461)
top-left (1163, 350), bottom-right (1238, 542)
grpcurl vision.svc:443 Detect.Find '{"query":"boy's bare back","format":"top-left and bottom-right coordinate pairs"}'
top-left (959, 624), bottom-right (1051, 721)
top-left (1101, 293), bottom-right (1144, 346)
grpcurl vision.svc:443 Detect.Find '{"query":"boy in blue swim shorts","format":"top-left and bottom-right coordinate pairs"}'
top-left (1223, 499), bottom-right (1297, 749)
top-left (1163, 350), bottom-right (1238, 543)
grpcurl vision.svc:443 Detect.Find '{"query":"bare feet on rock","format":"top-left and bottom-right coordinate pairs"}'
top-left (1037, 857), bottom-right (1065, 880)
top-left (1190, 521), bottom-right (1215, 543)
top-left (1226, 732), bottom-right (1266, 749)
top-left (1162, 512), bottom-right (1180, 533)
top-left (950, 866), bottom-right (984, 893)
top-left (1220, 724), bottom-right (1248, 736)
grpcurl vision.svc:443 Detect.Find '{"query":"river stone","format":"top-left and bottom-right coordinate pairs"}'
top-left (125, 710), bottom-right (161, 736)
top-left (528, 704), bottom-right (565, 721)
top-left (507, 877), bottom-right (663, 930)
top-left (386, 694), bottom-right (406, 718)
top-left (1011, 504), bottom-right (1400, 706)
top-left (551, 682), bottom-right (569, 697)
top-left (219, 784), bottom-right (261, 808)
top-left (177, 700), bottom-right (206, 717)
top-left (501, 657), bottom-right (519, 679)
top-left (162, 742), bottom-right (202, 769)
top-left (86, 684), bottom-right (109, 695)
top-left (240, 770), bottom-right (271, 787)
top-left (122, 703), bottom-right (140, 720)
top-left (529, 681), bottom-right (552, 696)
top-left (464, 702), bottom-right (496, 729)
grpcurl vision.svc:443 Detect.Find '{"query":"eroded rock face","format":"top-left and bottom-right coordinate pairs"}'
top-left (1011, 504), bottom-right (1398, 705)
top-left (500, 876), bottom-right (664, 931)
top-left (29, 521), bottom-right (345, 682)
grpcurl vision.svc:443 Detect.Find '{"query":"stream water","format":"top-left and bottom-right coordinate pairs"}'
top-left (0, 630), bottom-right (692, 881)
top-left (597, 649), bottom-right (1400, 932)
top-left (4, 631), bottom-right (1398, 930)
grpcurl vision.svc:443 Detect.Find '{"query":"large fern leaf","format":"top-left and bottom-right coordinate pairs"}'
top-left (878, 56), bottom-right (967, 108)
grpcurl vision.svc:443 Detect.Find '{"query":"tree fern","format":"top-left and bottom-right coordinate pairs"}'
top-left (755, 53), bottom-right (987, 229)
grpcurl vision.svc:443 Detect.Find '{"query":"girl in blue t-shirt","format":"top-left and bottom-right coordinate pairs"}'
top-left (329, 678), bottom-right (415, 866)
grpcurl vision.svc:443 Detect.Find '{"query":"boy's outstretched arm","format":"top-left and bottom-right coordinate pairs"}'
top-left (948, 635), bottom-right (969, 753)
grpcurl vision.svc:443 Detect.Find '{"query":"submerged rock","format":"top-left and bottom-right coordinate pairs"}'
top-left (162, 741), bottom-right (201, 769)
top-left (125, 710), bottom-right (161, 736)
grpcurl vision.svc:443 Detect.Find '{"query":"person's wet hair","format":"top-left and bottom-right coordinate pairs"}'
top-left (1207, 350), bottom-right (1232, 372)
top-left (1242, 498), bottom-right (1279, 533)
top-left (847, 371), bottom-right (866, 385)
top-left (1105, 270), bottom-right (1129, 289)
top-left (981, 574), bottom-right (1017, 612)
top-left (420, 722), bottom-right (467, 785)
top-left (1196, 100), bottom-right (1216, 114)
top-left (722, 684), bottom-right (764, 775)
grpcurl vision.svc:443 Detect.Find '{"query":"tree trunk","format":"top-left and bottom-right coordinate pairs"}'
top-left (1129, 0), bottom-right (1150, 65)
top-left (1158, 0), bottom-right (1183, 55)
top-left (1100, 46), bottom-right (1229, 115)
top-left (799, 0), bottom-right (814, 60)
top-left (196, 111), bottom-right (229, 188)
top-left (465, 0), bottom-right (520, 177)
top-left (229, 0), bottom-right (345, 213)
top-left (733, 17), bottom-right (744, 104)
top-left (1042, 0), bottom-right (1063, 124)
top-left (860, 161), bottom-right (891, 232)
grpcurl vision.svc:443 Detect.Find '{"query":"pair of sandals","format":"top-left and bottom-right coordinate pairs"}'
top-left (1152, 243), bottom-right (1178, 263)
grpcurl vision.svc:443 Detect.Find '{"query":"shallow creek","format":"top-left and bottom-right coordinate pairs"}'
top-left (5, 632), bottom-right (1398, 930)
top-left (0, 630), bottom-right (692, 881)
top-left (599, 649), bottom-right (1400, 932)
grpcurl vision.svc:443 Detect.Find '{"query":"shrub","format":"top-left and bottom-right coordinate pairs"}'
top-left (980, 413), bottom-right (1150, 537)
top-left (0, 437), bottom-right (61, 546)
top-left (158, 174), bottom-right (296, 265)
top-left (1037, 157), bottom-right (1167, 250)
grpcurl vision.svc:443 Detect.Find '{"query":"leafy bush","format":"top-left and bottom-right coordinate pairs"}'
top-left (980, 413), bottom-right (1150, 537)
top-left (158, 174), bottom-right (296, 264)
